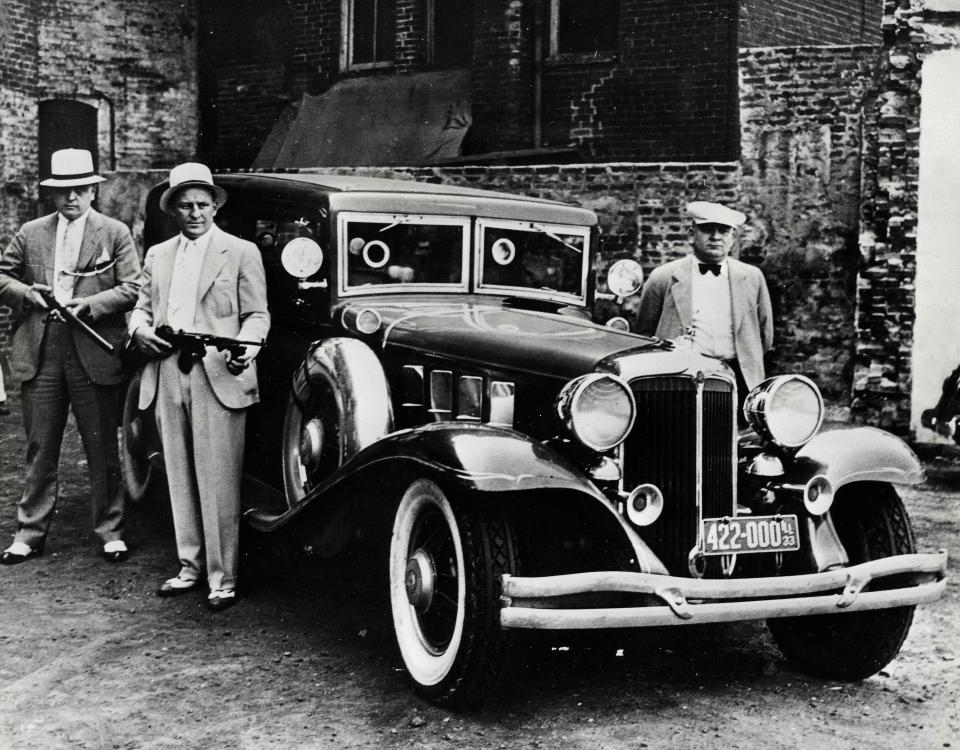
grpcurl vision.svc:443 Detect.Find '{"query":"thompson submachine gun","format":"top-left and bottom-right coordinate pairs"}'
top-left (36, 288), bottom-right (116, 355)
top-left (155, 325), bottom-right (265, 374)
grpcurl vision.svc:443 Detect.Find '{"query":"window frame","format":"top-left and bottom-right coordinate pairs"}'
top-left (340, 0), bottom-right (395, 72)
top-left (337, 211), bottom-right (472, 297)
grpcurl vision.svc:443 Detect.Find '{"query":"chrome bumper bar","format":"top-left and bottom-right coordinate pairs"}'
top-left (500, 550), bottom-right (948, 630)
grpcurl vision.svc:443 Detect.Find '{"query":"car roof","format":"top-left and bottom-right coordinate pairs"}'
top-left (212, 172), bottom-right (598, 225)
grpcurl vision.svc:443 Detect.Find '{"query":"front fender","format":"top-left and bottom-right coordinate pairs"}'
top-left (246, 421), bottom-right (666, 574)
top-left (351, 422), bottom-right (608, 497)
top-left (786, 426), bottom-right (925, 490)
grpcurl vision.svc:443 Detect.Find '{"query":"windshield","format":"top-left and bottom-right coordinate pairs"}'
top-left (476, 219), bottom-right (589, 304)
top-left (339, 212), bottom-right (469, 295)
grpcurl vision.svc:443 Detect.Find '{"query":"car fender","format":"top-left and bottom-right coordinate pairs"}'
top-left (248, 421), bottom-right (667, 574)
top-left (786, 426), bottom-right (925, 490)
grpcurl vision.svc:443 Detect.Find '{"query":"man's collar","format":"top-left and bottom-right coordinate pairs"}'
top-left (57, 208), bottom-right (91, 225)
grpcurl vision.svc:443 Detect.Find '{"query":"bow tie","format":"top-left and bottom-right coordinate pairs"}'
top-left (698, 263), bottom-right (722, 276)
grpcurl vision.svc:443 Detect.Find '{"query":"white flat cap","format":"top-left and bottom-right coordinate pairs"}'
top-left (686, 201), bottom-right (746, 228)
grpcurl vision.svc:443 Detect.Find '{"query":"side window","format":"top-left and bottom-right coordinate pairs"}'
top-left (341, 0), bottom-right (395, 71)
top-left (549, 0), bottom-right (619, 58)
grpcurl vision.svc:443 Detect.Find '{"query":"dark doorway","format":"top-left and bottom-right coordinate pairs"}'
top-left (38, 100), bottom-right (99, 181)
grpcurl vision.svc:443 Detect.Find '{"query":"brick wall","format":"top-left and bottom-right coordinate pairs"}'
top-left (849, 0), bottom-right (925, 432)
top-left (36, 0), bottom-right (198, 171)
top-left (0, 0), bottom-right (198, 358)
top-left (740, 0), bottom-right (883, 46)
top-left (739, 45), bottom-right (880, 417)
top-left (202, 0), bottom-right (743, 167)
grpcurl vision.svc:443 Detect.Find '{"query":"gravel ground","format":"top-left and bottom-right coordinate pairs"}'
top-left (0, 389), bottom-right (956, 749)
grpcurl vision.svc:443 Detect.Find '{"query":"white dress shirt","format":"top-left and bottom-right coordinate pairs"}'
top-left (689, 255), bottom-right (736, 361)
top-left (167, 230), bottom-right (213, 331)
top-left (53, 210), bottom-right (90, 304)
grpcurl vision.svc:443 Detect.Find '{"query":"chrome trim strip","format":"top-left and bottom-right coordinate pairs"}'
top-left (688, 371), bottom-right (706, 577)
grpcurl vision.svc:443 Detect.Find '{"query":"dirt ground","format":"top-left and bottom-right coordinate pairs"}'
top-left (0, 389), bottom-right (956, 750)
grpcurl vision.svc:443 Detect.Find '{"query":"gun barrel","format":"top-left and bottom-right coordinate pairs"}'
top-left (39, 290), bottom-right (116, 355)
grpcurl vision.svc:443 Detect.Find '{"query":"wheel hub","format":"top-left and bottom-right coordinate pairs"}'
top-left (299, 419), bottom-right (325, 471)
top-left (405, 548), bottom-right (436, 613)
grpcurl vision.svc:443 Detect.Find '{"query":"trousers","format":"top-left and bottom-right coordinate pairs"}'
top-left (153, 355), bottom-right (245, 592)
top-left (15, 319), bottom-right (124, 548)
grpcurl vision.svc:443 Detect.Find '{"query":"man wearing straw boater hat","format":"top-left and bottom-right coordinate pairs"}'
top-left (129, 162), bottom-right (269, 611)
top-left (0, 148), bottom-right (142, 564)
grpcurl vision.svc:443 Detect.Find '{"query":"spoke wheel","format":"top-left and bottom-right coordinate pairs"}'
top-left (281, 385), bottom-right (342, 507)
top-left (119, 371), bottom-right (157, 502)
top-left (389, 479), bottom-right (517, 707)
top-left (768, 482), bottom-right (917, 680)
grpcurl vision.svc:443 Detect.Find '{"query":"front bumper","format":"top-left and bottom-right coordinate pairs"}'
top-left (500, 550), bottom-right (948, 630)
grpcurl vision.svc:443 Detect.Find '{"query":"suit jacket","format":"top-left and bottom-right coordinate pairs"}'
top-left (0, 209), bottom-right (142, 385)
top-left (635, 255), bottom-right (774, 391)
top-left (129, 225), bottom-right (270, 411)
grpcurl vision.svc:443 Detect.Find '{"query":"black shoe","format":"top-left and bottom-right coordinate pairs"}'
top-left (1, 544), bottom-right (42, 565)
top-left (101, 541), bottom-right (129, 563)
top-left (0, 402), bottom-right (9, 416)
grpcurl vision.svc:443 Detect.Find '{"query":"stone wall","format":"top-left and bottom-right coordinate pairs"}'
top-left (739, 45), bottom-right (880, 418)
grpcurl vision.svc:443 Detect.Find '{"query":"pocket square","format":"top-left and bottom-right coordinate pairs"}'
top-left (96, 247), bottom-right (112, 264)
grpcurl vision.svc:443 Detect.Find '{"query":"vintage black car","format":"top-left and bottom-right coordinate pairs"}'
top-left (121, 173), bottom-right (947, 707)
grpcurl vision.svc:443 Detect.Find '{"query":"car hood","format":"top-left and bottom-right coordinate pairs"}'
top-left (338, 296), bottom-right (725, 381)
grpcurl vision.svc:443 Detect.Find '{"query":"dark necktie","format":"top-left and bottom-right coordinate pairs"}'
top-left (698, 263), bottom-right (721, 276)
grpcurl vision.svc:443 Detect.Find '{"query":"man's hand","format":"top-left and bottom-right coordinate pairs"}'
top-left (26, 283), bottom-right (53, 310)
top-left (225, 344), bottom-right (260, 376)
top-left (65, 297), bottom-right (92, 320)
top-left (132, 325), bottom-right (174, 358)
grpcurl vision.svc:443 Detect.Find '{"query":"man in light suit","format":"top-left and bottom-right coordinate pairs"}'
top-left (0, 148), bottom-right (142, 564)
top-left (129, 162), bottom-right (269, 611)
top-left (636, 201), bottom-right (773, 404)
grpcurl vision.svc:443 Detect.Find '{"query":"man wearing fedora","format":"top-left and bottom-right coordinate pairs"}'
top-left (0, 148), bottom-right (142, 564)
top-left (635, 200), bottom-right (774, 404)
top-left (129, 162), bottom-right (269, 612)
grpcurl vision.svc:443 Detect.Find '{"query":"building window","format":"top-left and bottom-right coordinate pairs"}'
top-left (342, 0), bottom-right (395, 70)
top-left (427, 0), bottom-right (472, 67)
top-left (549, 0), bottom-right (619, 58)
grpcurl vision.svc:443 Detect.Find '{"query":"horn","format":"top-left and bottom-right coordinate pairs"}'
top-left (625, 483), bottom-right (664, 527)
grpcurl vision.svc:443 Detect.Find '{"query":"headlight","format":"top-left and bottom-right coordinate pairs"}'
top-left (743, 375), bottom-right (824, 449)
top-left (556, 374), bottom-right (636, 451)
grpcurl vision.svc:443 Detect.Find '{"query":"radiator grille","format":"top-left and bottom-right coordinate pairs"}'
top-left (624, 376), bottom-right (735, 576)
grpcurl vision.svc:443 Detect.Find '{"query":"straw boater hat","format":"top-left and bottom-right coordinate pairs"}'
top-left (686, 201), bottom-right (746, 228)
top-left (159, 162), bottom-right (228, 214)
top-left (39, 149), bottom-right (106, 188)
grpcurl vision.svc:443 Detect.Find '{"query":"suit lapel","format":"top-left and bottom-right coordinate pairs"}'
top-left (669, 259), bottom-right (693, 330)
top-left (40, 215), bottom-right (58, 286)
top-left (75, 209), bottom-right (104, 272)
top-left (728, 258), bottom-right (750, 332)
top-left (153, 237), bottom-right (180, 324)
top-left (196, 226), bottom-right (228, 305)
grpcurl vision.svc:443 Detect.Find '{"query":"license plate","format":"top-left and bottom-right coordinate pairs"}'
top-left (701, 514), bottom-right (800, 556)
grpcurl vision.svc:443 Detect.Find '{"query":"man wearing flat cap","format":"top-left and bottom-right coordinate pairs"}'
top-left (636, 201), bottom-right (773, 403)
top-left (0, 148), bottom-right (142, 564)
top-left (129, 162), bottom-right (269, 611)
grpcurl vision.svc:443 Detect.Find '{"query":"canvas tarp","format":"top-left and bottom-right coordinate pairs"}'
top-left (253, 69), bottom-right (471, 168)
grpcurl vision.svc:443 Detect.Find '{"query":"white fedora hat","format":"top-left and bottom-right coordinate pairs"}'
top-left (39, 149), bottom-right (106, 188)
top-left (159, 162), bottom-right (228, 214)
